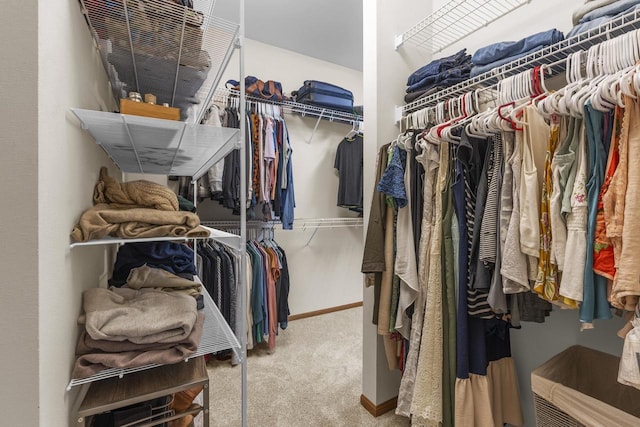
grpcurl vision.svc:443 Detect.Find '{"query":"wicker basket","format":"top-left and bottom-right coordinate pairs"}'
top-left (531, 346), bottom-right (640, 427)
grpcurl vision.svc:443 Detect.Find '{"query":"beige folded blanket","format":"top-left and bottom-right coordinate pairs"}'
top-left (93, 166), bottom-right (179, 211)
top-left (73, 313), bottom-right (204, 379)
top-left (70, 203), bottom-right (210, 242)
top-left (127, 265), bottom-right (201, 296)
top-left (81, 287), bottom-right (197, 344)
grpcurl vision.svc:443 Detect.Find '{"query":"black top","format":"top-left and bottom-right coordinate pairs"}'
top-left (334, 134), bottom-right (364, 208)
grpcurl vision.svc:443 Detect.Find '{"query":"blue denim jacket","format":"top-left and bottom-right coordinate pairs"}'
top-left (406, 49), bottom-right (470, 86)
top-left (471, 29), bottom-right (563, 66)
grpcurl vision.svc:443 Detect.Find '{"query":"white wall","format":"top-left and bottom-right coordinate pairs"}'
top-left (198, 39), bottom-right (365, 315)
top-left (362, 0), bottom-right (435, 406)
top-left (0, 2), bottom-right (39, 426)
top-left (37, 0), bottom-right (117, 425)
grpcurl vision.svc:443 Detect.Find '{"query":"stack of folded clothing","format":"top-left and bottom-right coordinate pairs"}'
top-left (71, 167), bottom-right (210, 242)
top-left (568, 0), bottom-right (640, 38)
top-left (470, 29), bottom-right (564, 77)
top-left (73, 241), bottom-right (205, 378)
top-left (73, 287), bottom-right (204, 378)
top-left (109, 241), bottom-right (197, 285)
top-left (405, 49), bottom-right (472, 103)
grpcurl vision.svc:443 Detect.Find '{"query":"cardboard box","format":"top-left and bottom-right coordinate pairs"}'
top-left (120, 99), bottom-right (180, 121)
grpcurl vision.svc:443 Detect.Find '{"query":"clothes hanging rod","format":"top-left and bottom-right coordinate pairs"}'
top-left (202, 218), bottom-right (363, 230)
top-left (212, 88), bottom-right (363, 125)
top-left (402, 7), bottom-right (640, 114)
top-left (201, 220), bottom-right (275, 229)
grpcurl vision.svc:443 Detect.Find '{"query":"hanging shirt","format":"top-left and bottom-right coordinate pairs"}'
top-left (611, 97), bottom-right (640, 310)
top-left (334, 134), bottom-right (364, 208)
top-left (500, 131), bottom-right (529, 294)
top-left (560, 121), bottom-right (589, 302)
top-left (579, 103), bottom-right (613, 326)
top-left (593, 105), bottom-right (622, 280)
top-left (549, 117), bottom-right (578, 272)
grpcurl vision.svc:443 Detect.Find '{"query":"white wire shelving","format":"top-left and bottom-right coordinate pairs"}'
top-left (213, 88), bottom-right (363, 125)
top-left (66, 283), bottom-right (240, 390)
top-left (78, 0), bottom-right (239, 123)
top-left (72, 0), bottom-right (249, 425)
top-left (71, 108), bottom-right (241, 180)
top-left (70, 226), bottom-right (243, 251)
top-left (395, 0), bottom-right (530, 52)
top-left (402, 7), bottom-right (640, 114)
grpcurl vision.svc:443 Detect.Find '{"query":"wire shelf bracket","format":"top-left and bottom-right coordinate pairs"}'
top-left (395, 0), bottom-right (530, 52)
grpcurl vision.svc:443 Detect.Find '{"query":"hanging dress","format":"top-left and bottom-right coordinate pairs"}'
top-left (612, 97), bottom-right (640, 310)
top-left (534, 118), bottom-right (577, 308)
top-left (549, 117), bottom-right (577, 272)
top-left (501, 130), bottom-right (530, 294)
top-left (560, 120), bottom-right (589, 302)
top-left (441, 144), bottom-right (456, 427)
top-left (579, 103), bottom-right (613, 327)
top-left (412, 142), bottom-right (448, 426)
top-left (395, 140), bottom-right (420, 339)
top-left (397, 143), bottom-right (439, 416)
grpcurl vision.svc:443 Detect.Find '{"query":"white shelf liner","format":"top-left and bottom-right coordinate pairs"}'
top-left (72, 108), bottom-right (240, 179)
top-left (71, 226), bottom-right (242, 251)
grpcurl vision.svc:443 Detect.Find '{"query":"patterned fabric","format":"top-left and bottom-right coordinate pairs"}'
top-left (377, 145), bottom-right (409, 208)
top-left (593, 105), bottom-right (622, 280)
top-left (534, 121), bottom-right (577, 308)
top-left (251, 114), bottom-right (261, 199)
top-left (468, 135), bottom-right (495, 319)
top-left (479, 134), bottom-right (502, 264)
top-left (411, 142), bottom-right (449, 425)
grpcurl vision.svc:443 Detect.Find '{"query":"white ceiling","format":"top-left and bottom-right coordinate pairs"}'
top-left (212, 0), bottom-right (363, 71)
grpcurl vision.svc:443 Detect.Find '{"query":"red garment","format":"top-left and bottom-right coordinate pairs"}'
top-left (593, 106), bottom-right (622, 280)
top-left (264, 247), bottom-right (280, 351)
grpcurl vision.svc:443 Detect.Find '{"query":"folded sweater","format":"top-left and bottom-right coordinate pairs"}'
top-left (93, 166), bottom-right (179, 211)
top-left (70, 203), bottom-right (209, 242)
top-left (73, 312), bottom-right (204, 379)
top-left (80, 287), bottom-right (198, 344)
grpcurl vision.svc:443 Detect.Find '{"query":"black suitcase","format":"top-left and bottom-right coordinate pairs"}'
top-left (294, 80), bottom-right (354, 112)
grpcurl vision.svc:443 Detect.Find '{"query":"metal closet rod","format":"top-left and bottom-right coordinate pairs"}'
top-left (202, 218), bottom-right (364, 230)
top-left (213, 87), bottom-right (363, 125)
top-left (402, 7), bottom-right (640, 115)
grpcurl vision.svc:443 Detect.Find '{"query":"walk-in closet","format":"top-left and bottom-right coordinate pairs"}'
top-left (5, 0), bottom-right (640, 426)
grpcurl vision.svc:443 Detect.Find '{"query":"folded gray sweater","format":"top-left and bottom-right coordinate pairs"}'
top-left (73, 313), bottom-right (204, 379)
top-left (80, 287), bottom-right (197, 344)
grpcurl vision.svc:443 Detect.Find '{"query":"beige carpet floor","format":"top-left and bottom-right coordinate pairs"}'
top-left (206, 306), bottom-right (410, 426)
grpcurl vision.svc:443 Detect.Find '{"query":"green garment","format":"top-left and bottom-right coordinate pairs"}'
top-left (177, 195), bottom-right (196, 212)
top-left (441, 144), bottom-right (456, 427)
